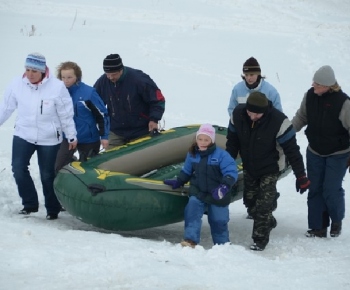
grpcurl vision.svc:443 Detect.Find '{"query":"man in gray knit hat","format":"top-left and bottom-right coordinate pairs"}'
top-left (292, 65), bottom-right (350, 239)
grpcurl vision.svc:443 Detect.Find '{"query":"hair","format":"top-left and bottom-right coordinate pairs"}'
top-left (329, 82), bottom-right (341, 93)
top-left (188, 139), bottom-right (214, 156)
top-left (56, 61), bottom-right (82, 81)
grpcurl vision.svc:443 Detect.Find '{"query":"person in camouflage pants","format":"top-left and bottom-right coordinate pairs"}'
top-left (244, 171), bottom-right (278, 248)
top-left (226, 92), bottom-right (310, 251)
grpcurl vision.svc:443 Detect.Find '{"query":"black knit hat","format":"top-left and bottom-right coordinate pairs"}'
top-left (246, 92), bottom-right (268, 113)
top-left (243, 57), bottom-right (261, 74)
top-left (103, 54), bottom-right (123, 72)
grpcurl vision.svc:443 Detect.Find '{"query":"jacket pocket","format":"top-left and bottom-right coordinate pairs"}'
top-left (40, 99), bottom-right (56, 115)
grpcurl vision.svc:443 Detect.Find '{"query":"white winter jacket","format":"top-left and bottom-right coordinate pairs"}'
top-left (0, 71), bottom-right (77, 145)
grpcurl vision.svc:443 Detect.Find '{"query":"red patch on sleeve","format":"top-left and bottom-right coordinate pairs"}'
top-left (156, 90), bottom-right (165, 101)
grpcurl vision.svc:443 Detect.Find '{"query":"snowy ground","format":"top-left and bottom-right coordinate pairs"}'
top-left (0, 0), bottom-right (350, 289)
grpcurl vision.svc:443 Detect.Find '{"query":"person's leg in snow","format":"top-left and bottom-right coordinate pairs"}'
top-left (248, 173), bottom-right (279, 251)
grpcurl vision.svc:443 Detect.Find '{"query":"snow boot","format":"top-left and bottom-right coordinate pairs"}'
top-left (18, 207), bottom-right (38, 215)
top-left (250, 242), bottom-right (265, 251)
top-left (180, 239), bottom-right (196, 248)
top-left (330, 222), bottom-right (342, 237)
top-left (46, 213), bottom-right (58, 220)
top-left (305, 228), bottom-right (327, 238)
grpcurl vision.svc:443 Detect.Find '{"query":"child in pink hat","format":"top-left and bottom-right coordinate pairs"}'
top-left (164, 124), bottom-right (238, 247)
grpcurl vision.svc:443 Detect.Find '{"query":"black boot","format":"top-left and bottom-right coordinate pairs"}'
top-left (330, 222), bottom-right (342, 237)
top-left (46, 213), bottom-right (58, 220)
top-left (18, 207), bottom-right (38, 215)
top-left (250, 242), bottom-right (265, 251)
top-left (305, 228), bottom-right (327, 238)
top-left (250, 236), bottom-right (269, 251)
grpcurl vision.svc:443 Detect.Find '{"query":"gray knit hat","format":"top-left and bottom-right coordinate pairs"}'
top-left (313, 65), bottom-right (336, 86)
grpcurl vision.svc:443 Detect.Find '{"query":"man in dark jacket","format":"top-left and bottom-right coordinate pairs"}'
top-left (292, 65), bottom-right (350, 238)
top-left (226, 92), bottom-right (310, 251)
top-left (94, 54), bottom-right (165, 149)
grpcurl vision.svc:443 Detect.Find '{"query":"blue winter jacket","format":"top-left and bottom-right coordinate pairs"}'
top-left (178, 144), bottom-right (238, 206)
top-left (94, 67), bottom-right (165, 141)
top-left (227, 79), bottom-right (282, 116)
top-left (67, 82), bottom-right (109, 144)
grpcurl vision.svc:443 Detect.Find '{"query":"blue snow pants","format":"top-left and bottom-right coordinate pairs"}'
top-left (306, 149), bottom-right (349, 229)
top-left (12, 136), bottom-right (61, 214)
top-left (184, 195), bottom-right (230, 245)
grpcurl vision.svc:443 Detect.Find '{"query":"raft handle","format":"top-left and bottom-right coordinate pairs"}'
top-left (88, 184), bottom-right (107, 196)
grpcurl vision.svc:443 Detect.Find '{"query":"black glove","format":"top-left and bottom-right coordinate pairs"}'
top-left (150, 129), bottom-right (160, 137)
top-left (296, 175), bottom-right (310, 194)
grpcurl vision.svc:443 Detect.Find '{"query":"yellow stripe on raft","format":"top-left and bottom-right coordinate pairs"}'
top-left (125, 177), bottom-right (190, 195)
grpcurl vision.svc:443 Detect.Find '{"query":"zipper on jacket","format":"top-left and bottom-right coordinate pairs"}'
top-left (40, 100), bottom-right (43, 114)
top-left (127, 95), bottom-right (131, 112)
top-left (109, 95), bottom-right (115, 117)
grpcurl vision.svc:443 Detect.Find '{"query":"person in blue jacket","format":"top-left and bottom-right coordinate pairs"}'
top-left (164, 124), bottom-right (238, 248)
top-left (94, 54), bottom-right (165, 149)
top-left (227, 57), bottom-right (282, 117)
top-left (55, 61), bottom-right (110, 173)
top-left (228, 57), bottom-right (283, 220)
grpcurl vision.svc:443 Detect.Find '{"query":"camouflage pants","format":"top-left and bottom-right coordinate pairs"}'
top-left (243, 170), bottom-right (279, 247)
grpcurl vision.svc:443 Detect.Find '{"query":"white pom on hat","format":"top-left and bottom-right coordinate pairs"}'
top-left (313, 65), bottom-right (336, 87)
top-left (196, 124), bottom-right (216, 143)
top-left (25, 52), bottom-right (46, 73)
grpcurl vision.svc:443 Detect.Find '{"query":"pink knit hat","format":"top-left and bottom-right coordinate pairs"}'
top-left (196, 124), bottom-right (216, 143)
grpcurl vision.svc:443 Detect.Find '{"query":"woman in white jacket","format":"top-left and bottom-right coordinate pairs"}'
top-left (0, 53), bottom-right (77, 220)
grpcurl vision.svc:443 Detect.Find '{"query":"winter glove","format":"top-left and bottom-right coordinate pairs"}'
top-left (295, 175), bottom-right (310, 194)
top-left (150, 128), bottom-right (160, 137)
top-left (211, 184), bottom-right (229, 200)
top-left (164, 179), bottom-right (183, 189)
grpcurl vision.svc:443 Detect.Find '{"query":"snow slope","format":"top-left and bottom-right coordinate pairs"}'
top-left (0, 0), bottom-right (350, 289)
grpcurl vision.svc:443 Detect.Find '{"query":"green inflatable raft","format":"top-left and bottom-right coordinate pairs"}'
top-left (54, 124), bottom-right (291, 231)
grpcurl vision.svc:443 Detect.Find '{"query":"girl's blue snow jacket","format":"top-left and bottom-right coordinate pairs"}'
top-left (67, 82), bottom-right (109, 144)
top-left (177, 144), bottom-right (238, 206)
